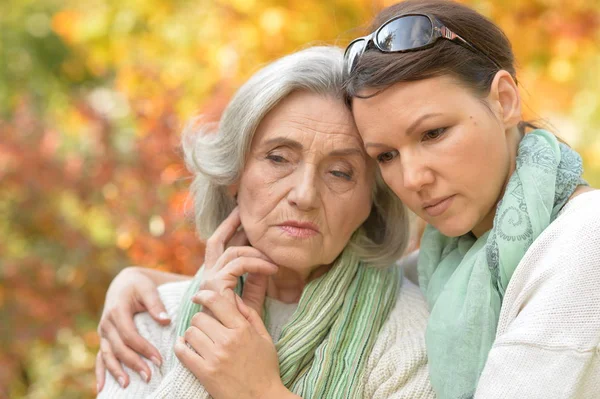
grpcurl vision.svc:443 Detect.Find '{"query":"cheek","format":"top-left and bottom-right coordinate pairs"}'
top-left (325, 184), bottom-right (373, 240)
top-left (236, 166), bottom-right (281, 236)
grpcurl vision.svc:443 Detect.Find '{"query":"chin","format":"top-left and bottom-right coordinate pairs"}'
top-left (432, 218), bottom-right (473, 238)
top-left (265, 248), bottom-right (317, 271)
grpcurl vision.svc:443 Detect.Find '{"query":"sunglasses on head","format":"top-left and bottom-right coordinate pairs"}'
top-left (344, 13), bottom-right (501, 75)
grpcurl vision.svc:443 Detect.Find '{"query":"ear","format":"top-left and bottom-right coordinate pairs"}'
top-left (488, 70), bottom-right (521, 130)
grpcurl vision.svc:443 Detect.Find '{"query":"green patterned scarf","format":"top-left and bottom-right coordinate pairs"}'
top-left (177, 246), bottom-right (401, 398)
top-left (418, 129), bottom-right (586, 398)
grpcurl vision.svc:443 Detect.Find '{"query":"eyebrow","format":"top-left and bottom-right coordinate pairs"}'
top-left (262, 137), bottom-right (364, 157)
top-left (364, 112), bottom-right (442, 150)
top-left (263, 137), bottom-right (303, 150)
top-left (406, 112), bottom-right (443, 137)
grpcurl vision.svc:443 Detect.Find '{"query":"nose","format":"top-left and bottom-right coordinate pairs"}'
top-left (401, 153), bottom-right (434, 192)
top-left (287, 164), bottom-right (319, 211)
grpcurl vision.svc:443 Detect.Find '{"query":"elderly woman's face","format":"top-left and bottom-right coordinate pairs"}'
top-left (236, 90), bottom-right (374, 272)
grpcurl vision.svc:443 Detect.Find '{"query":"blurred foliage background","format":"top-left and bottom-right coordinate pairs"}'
top-left (1, 0), bottom-right (599, 397)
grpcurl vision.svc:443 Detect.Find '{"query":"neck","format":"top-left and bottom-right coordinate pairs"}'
top-left (472, 126), bottom-right (523, 238)
top-left (267, 263), bottom-right (332, 303)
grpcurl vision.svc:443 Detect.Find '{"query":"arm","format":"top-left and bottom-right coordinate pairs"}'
top-left (96, 266), bottom-right (192, 391)
top-left (134, 266), bottom-right (193, 285)
top-left (98, 280), bottom-right (190, 398)
top-left (475, 202), bottom-right (600, 398)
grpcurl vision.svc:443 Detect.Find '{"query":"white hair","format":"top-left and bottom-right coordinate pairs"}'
top-left (182, 46), bottom-right (409, 267)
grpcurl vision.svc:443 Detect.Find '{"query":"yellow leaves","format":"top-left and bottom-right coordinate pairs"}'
top-left (548, 58), bottom-right (574, 83)
top-left (116, 229), bottom-right (134, 249)
top-left (226, 0), bottom-right (257, 14)
top-left (260, 7), bottom-right (287, 36)
top-left (59, 192), bottom-right (115, 247)
top-left (583, 140), bottom-right (600, 170)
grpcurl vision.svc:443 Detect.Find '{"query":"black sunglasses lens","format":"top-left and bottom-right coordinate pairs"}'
top-left (345, 39), bottom-right (366, 73)
top-left (375, 15), bottom-right (433, 51)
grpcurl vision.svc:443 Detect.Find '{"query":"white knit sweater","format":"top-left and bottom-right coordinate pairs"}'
top-left (474, 190), bottom-right (600, 398)
top-left (98, 276), bottom-right (435, 398)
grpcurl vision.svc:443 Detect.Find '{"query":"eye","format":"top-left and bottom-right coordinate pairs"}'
top-left (330, 170), bottom-right (353, 180)
top-left (266, 154), bottom-right (287, 163)
top-left (376, 150), bottom-right (398, 164)
top-left (422, 127), bottom-right (447, 141)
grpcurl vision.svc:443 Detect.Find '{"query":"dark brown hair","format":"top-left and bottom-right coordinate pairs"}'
top-left (345, 0), bottom-right (517, 100)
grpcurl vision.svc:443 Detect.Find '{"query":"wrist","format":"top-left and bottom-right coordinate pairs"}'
top-left (263, 381), bottom-right (300, 399)
top-left (131, 266), bottom-right (192, 285)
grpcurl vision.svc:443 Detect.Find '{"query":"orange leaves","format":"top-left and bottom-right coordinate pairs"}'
top-left (51, 10), bottom-right (80, 44)
top-left (2, 0), bottom-right (600, 396)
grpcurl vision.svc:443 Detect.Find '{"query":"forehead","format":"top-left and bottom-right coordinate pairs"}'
top-left (353, 75), bottom-right (472, 118)
top-left (254, 90), bottom-right (363, 148)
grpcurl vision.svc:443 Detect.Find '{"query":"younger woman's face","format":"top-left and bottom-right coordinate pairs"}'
top-left (352, 75), bottom-right (514, 237)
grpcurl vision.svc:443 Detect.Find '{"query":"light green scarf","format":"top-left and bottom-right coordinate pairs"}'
top-left (418, 129), bottom-right (586, 398)
top-left (177, 246), bottom-right (401, 398)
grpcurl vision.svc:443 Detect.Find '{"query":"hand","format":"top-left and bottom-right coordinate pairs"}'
top-left (175, 289), bottom-right (293, 399)
top-left (96, 267), bottom-right (171, 391)
top-left (201, 207), bottom-right (278, 316)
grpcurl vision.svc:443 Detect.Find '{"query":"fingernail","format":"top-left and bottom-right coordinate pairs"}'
top-left (118, 376), bottom-right (126, 388)
top-left (158, 312), bottom-right (169, 320)
top-left (140, 371), bottom-right (149, 383)
top-left (151, 356), bottom-right (162, 367)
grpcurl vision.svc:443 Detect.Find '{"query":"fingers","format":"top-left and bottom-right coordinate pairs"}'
top-left (111, 309), bottom-right (163, 369)
top-left (174, 336), bottom-right (205, 380)
top-left (223, 257), bottom-right (278, 278)
top-left (200, 255), bottom-right (277, 294)
top-left (216, 246), bottom-right (272, 266)
top-left (95, 351), bottom-right (106, 393)
top-left (100, 337), bottom-right (129, 388)
top-left (184, 326), bottom-right (214, 361)
top-left (103, 326), bottom-right (151, 384)
top-left (194, 290), bottom-right (247, 330)
top-left (139, 287), bottom-right (171, 326)
top-left (235, 295), bottom-right (271, 338)
top-left (205, 207), bottom-right (242, 267)
top-left (189, 309), bottom-right (225, 342)
top-left (227, 228), bottom-right (249, 248)
top-left (241, 273), bottom-right (269, 317)
top-left (199, 247), bottom-right (277, 295)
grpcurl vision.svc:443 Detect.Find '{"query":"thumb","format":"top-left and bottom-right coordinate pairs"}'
top-left (235, 295), bottom-right (270, 338)
top-left (241, 273), bottom-right (268, 318)
top-left (139, 288), bottom-right (171, 325)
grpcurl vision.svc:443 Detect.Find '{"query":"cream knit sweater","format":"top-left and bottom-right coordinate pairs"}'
top-left (98, 276), bottom-right (435, 398)
top-left (474, 190), bottom-right (600, 398)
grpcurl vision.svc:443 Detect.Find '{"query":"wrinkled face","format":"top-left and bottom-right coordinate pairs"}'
top-left (352, 75), bottom-right (512, 237)
top-left (237, 90), bottom-right (374, 273)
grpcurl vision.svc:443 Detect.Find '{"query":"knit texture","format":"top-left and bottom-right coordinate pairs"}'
top-left (97, 277), bottom-right (435, 398)
top-left (475, 190), bottom-right (600, 398)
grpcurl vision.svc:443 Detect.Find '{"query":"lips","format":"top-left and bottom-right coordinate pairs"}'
top-left (277, 220), bottom-right (320, 238)
top-left (423, 195), bottom-right (456, 217)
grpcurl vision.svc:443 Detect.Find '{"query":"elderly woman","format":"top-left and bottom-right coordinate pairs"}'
top-left (96, 46), bottom-right (433, 398)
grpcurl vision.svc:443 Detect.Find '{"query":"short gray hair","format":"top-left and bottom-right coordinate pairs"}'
top-left (182, 46), bottom-right (409, 267)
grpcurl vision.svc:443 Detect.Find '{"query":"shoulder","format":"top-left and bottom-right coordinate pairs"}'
top-left (363, 278), bottom-right (435, 398)
top-left (373, 276), bottom-right (429, 345)
top-left (477, 192), bottom-right (600, 398)
top-left (510, 189), bottom-right (600, 285)
top-left (497, 189), bottom-right (600, 346)
top-left (157, 279), bottom-right (193, 316)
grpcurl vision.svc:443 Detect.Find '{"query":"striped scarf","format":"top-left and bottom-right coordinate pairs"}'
top-left (176, 246), bottom-right (401, 398)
